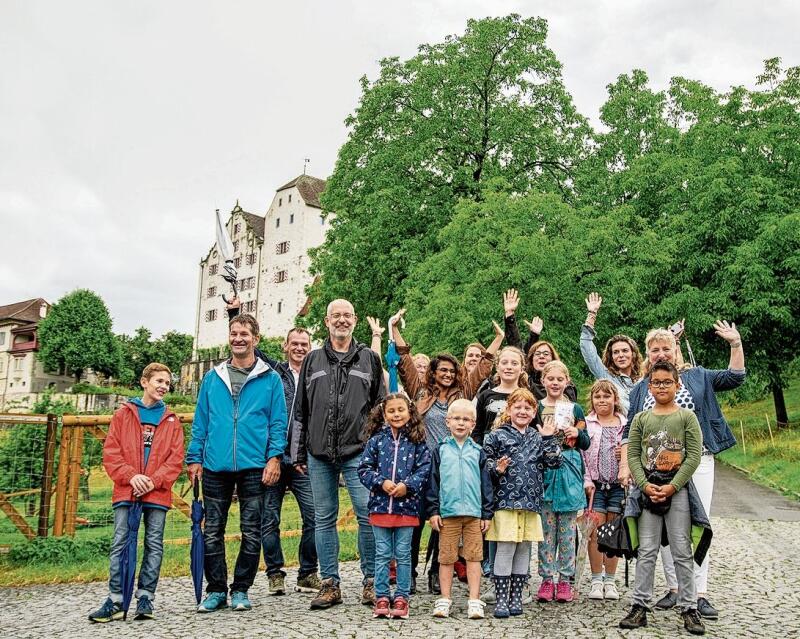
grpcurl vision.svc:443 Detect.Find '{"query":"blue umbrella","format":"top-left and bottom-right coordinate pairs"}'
top-left (386, 341), bottom-right (401, 393)
top-left (190, 480), bottom-right (205, 604)
top-left (120, 500), bottom-right (143, 620)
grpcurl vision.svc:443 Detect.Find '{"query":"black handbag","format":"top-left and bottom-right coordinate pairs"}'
top-left (596, 490), bottom-right (637, 559)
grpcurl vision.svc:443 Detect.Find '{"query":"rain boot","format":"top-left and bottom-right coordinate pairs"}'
top-left (509, 574), bottom-right (527, 616)
top-left (493, 575), bottom-right (511, 618)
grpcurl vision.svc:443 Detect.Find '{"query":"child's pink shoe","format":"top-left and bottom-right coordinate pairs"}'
top-left (536, 580), bottom-right (554, 602)
top-left (555, 581), bottom-right (573, 603)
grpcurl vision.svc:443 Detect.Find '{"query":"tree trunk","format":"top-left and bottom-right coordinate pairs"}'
top-left (772, 383), bottom-right (789, 427)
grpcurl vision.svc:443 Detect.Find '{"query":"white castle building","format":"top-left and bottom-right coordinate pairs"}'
top-left (192, 174), bottom-right (328, 356)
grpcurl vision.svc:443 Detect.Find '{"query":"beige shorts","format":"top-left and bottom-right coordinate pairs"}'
top-left (438, 516), bottom-right (483, 564)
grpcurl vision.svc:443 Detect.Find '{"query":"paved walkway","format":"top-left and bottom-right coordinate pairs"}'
top-left (1, 464), bottom-right (799, 638)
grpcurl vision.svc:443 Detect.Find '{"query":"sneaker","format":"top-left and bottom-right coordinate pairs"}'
top-left (467, 598), bottom-right (486, 619)
top-left (390, 596), bottom-right (409, 619)
top-left (268, 573), bottom-right (286, 596)
top-left (309, 578), bottom-right (342, 610)
top-left (682, 608), bottom-right (707, 635)
top-left (481, 583), bottom-right (496, 604)
top-left (230, 591), bottom-right (251, 611)
top-left (133, 596), bottom-right (154, 620)
top-left (555, 580), bottom-right (573, 603)
top-left (655, 589), bottom-right (679, 610)
top-left (373, 596), bottom-right (391, 618)
top-left (295, 573), bottom-right (322, 593)
top-left (197, 591), bottom-right (228, 613)
top-left (88, 597), bottom-right (123, 623)
top-left (432, 598), bottom-right (452, 618)
top-left (619, 604), bottom-right (648, 629)
top-left (361, 578), bottom-right (376, 606)
top-left (603, 581), bottom-right (619, 600)
top-left (588, 580), bottom-right (604, 600)
top-left (696, 597), bottom-right (719, 620)
top-left (537, 580), bottom-right (555, 603)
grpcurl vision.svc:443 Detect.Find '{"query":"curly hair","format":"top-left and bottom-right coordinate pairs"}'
top-left (490, 346), bottom-right (529, 389)
top-left (493, 387), bottom-right (537, 430)
top-left (425, 353), bottom-right (463, 394)
top-left (364, 392), bottom-right (426, 444)
top-left (587, 379), bottom-right (623, 416)
top-left (601, 334), bottom-right (643, 381)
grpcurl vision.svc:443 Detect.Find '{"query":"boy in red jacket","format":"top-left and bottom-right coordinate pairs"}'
top-left (89, 363), bottom-right (185, 623)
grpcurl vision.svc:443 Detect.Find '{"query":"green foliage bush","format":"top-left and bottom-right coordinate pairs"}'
top-left (8, 535), bottom-right (112, 566)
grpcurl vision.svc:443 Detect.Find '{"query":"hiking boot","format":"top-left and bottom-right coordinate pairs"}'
top-left (432, 598), bottom-right (452, 618)
top-left (619, 604), bottom-right (648, 629)
top-left (493, 575), bottom-right (511, 618)
top-left (555, 580), bottom-right (573, 603)
top-left (604, 581), bottom-right (619, 600)
top-left (697, 597), bottom-right (719, 620)
top-left (682, 608), bottom-right (707, 635)
top-left (361, 578), bottom-right (376, 606)
top-left (309, 578), bottom-right (342, 610)
top-left (537, 580), bottom-right (555, 602)
top-left (230, 591), bottom-right (251, 611)
top-left (133, 596), bottom-right (154, 620)
top-left (268, 573), bottom-right (286, 596)
top-left (588, 580), bottom-right (604, 600)
top-left (428, 571), bottom-right (441, 595)
top-left (655, 589), bottom-right (678, 610)
top-left (295, 573), bottom-right (321, 593)
top-left (197, 591), bottom-right (228, 613)
top-left (373, 596), bottom-right (391, 618)
top-left (467, 598), bottom-right (486, 619)
top-left (88, 597), bottom-right (123, 623)
top-left (390, 596), bottom-right (409, 619)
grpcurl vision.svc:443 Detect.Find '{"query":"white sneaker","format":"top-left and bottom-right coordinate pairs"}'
top-left (481, 584), bottom-right (496, 604)
top-left (432, 598), bottom-right (452, 618)
top-left (603, 581), bottom-right (619, 600)
top-left (588, 580), bottom-right (604, 600)
top-left (467, 599), bottom-right (486, 619)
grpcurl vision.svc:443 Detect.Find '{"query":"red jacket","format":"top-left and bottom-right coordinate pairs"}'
top-left (103, 402), bottom-right (185, 509)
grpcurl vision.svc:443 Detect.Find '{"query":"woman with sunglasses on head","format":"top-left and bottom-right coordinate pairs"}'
top-left (392, 307), bottom-right (505, 594)
top-left (619, 321), bottom-right (745, 622)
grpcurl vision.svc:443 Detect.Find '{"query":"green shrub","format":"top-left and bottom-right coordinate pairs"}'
top-left (8, 535), bottom-right (112, 565)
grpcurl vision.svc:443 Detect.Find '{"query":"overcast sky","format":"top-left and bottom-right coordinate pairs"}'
top-left (2, 1), bottom-right (797, 336)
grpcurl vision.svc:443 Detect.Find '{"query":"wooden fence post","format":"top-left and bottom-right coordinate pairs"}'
top-left (64, 426), bottom-right (84, 536)
top-left (37, 413), bottom-right (58, 537)
top-left (52, 424), bottom-right (73, 536)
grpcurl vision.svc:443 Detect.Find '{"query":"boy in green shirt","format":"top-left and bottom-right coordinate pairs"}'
top-left (620, 361), bottom-right (705, 636)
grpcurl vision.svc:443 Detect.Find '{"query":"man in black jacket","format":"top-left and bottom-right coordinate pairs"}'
top-left (293, 299), bottom-right (385, 610)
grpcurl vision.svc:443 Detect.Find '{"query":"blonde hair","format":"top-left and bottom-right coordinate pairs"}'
top-left (413, 353), bottom-right (430, 365)
top-left (587, 379), bottom-right (623, 416)
top-left (643, 328), bottom-right (682, 374)
top-left (491, 346), bottom-right (529, 388)
top-left (447, 398), bottom-right (477, 419)
top-left (493, 388), bottom-right (537, 430)
top-left (541, 360), bottom-right (570, 380)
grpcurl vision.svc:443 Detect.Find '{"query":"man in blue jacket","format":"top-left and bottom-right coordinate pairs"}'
top-left (187, 313), bottom-right (287, 613)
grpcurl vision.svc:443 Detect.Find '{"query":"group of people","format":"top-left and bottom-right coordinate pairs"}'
top-left (88, 289), bottom-right (746, 636)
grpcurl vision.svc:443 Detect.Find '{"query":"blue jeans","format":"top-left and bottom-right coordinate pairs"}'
top-left (202, 468), bottom-right (264, 593)
top-left (373, 525), bottom-right (414, 599)
top-left (261, 461), bottom-right (318, 577)
top-left (108, 505), bottom-right (167, 601)
top-left (307, 453), bottom-right (374, 584)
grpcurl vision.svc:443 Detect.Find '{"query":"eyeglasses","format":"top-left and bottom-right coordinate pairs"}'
top-left (447, 416), bottom-right (474, 423)
top-left (649, 380), bottom-right (676, 388)
top-left (532, 350), bottom-right (552, 357)
top-left (328, 312), bottom-right (355, 320)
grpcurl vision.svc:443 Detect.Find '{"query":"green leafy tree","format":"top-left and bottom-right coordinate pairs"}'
top-left (116, 326), bottom-right (153, 386)
top-left (306, 14), bottom-right (588, 340)
top-left (37, 289), bottom-right (120, 383)
top-left (152, 331), bottom-right (193, 378)
top-left (257, 336), bottom-right (285, 362)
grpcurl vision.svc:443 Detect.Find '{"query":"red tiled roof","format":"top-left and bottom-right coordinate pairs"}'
top-left (276, 174), bottom-right (327, 209)
top-left (0, 298), bottom-right (48, 325)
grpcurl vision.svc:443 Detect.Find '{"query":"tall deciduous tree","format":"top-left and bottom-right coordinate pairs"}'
top-left (306, 14), bottom-right (588, 340)
top-left (37, 289), bottom-right (120, 383)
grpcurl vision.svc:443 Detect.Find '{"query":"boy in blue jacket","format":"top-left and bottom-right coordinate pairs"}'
top-left (186, 314), bottom-right (287, 613)
top-left (427, 399), bottom-right (493, 619)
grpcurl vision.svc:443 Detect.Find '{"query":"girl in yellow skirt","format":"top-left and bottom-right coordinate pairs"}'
top-left (482, 388), bottom-right (561, 618)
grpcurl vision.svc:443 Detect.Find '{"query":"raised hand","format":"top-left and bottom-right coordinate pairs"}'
top-left (366, 316), bottom-right (384, 335)
top-left (585, 292), bottom-right (602, 314)
top-left (538, 414), bottom-right (557, 437)
top-left (492, 320), bottom-right (505, 339)
top-left (524, 316), bottom-right (543, 334)
top-left (503, 289), bottom-right (520, 317)
top-left (496, 455), bottom-right (511, 474)
top-left (713, 320), bottom-right (740, 345)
